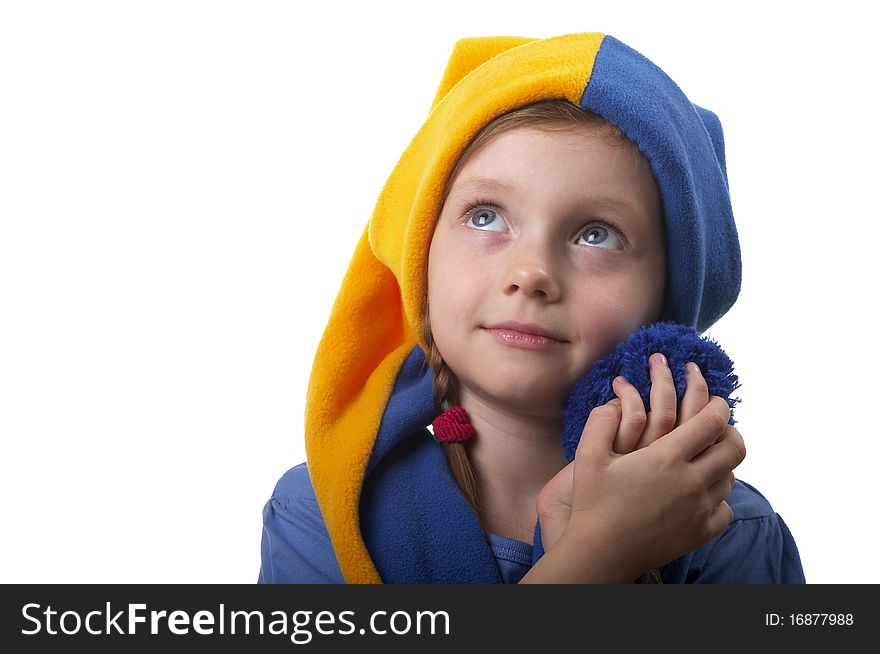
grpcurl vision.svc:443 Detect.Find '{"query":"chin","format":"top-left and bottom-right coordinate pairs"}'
top-left (482, 379), bottom-right (567, 415)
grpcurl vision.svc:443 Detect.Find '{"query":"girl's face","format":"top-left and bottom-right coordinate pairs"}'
top-left (427, 126), bottom-right (667, 417)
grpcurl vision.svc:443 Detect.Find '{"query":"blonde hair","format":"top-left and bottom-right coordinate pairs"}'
top-left (422, 99), bottom-right (662, 583)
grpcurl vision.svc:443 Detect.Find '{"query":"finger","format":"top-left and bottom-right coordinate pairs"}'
top-left (611, 376), bottom-right (647, 454)
top-left (575, 399), bottom-right (623, 464)
top-left (535, 462), bottom-right (574, 553)
top-left (706, 500), bottom-right (735, 540)
top-left (706, 471), bottom-right (736, 506)
top-left (690, 425), bottom-right (746, 483)
top-left (661, 396), bottom-right (731, 461)
top-left (678, 362), bottom-right (709, 426)
top-left (640, 352), bottom-right (678, 446)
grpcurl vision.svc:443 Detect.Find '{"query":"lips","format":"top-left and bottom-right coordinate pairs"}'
top-left (482, 321), bottom-right (567, 342)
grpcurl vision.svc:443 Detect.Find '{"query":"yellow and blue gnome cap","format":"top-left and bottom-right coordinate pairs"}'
top-left (304, 33), bottom-right (742, 583)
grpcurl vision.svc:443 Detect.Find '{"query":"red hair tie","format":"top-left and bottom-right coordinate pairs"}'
top-left (431, 406), bottom-right (476, 443)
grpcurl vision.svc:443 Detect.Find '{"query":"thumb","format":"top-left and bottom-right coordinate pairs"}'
top-left (574, 399), bottom-right (622, 463)
top-left (536, 462), bottom-right (574, 553)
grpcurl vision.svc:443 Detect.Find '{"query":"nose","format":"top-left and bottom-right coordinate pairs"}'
top-left (504, 245), bottom-right (562, 302)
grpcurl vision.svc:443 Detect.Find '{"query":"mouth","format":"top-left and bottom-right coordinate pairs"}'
top-left (481, 321), bottom-right (568, 350)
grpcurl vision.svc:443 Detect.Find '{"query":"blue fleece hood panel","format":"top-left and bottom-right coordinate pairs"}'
top-left (581, 36), bottom-right (742, 333)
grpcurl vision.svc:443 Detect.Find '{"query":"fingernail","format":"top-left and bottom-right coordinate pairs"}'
top-left (686, 362), bottom-right (700, 374)
top-left (651, 353), bottom-right (667, 367)
top-left (613, 375), bottom-right (628, 385)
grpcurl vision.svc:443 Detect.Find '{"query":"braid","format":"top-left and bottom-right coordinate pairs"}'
top-left (422, 305), bottom-right (486, 534)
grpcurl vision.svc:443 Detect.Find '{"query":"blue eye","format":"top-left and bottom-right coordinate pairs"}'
top-left (577, 224), bottom-right (624, 250)
top-left (465, 205), bottom-right (506, 232)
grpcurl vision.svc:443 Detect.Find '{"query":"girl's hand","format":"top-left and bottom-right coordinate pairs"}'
top-left (525, 397), bottom-right (745, 583)
top-left (612, 355), bottom-right (711, 454)
top-left (536, 356), bottom-right (726, 556)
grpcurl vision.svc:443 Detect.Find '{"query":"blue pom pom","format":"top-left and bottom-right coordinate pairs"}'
top-left (560, 322), bottom-right (741, 461)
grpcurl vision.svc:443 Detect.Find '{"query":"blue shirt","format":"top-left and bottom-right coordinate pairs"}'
top-left (259, 462), bottom-right (805, 584)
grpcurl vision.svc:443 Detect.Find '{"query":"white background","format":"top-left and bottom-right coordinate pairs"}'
top-left (2, 0), bottom-right (877, 584)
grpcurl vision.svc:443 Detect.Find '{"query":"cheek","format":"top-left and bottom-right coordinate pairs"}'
top-left (428, 235), bottom-right (488, 312)
top-left (569, 274), bottom-right (661, 352)
top-left (571, 295), bottom-right (630, 345)
top-left (428, 271), bottom-right (483, 326)
top-left (427, 246), bottom-right (489, 361)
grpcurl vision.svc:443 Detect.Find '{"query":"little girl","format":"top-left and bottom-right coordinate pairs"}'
top-left (259, 33), bottom-right (805, 584)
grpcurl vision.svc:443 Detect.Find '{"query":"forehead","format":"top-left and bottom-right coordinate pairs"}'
top-left (454, 125), bottom-right (647, 181)
top-left (446, 126), bottom-right (659, 223)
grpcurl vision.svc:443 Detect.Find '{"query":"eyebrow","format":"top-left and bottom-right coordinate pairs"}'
top-left (451, 175), bottom-right (644, 222)
top-left (452, 176), bottom-right (518, 196)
